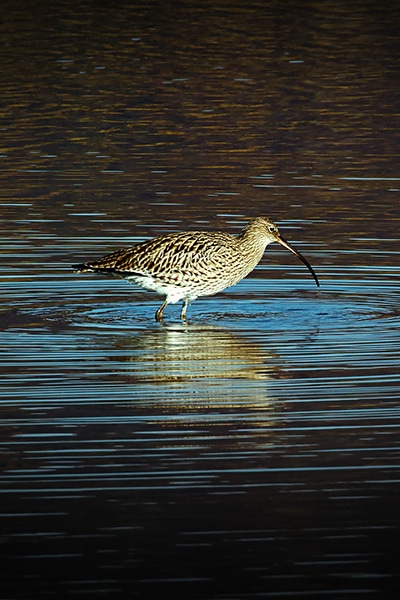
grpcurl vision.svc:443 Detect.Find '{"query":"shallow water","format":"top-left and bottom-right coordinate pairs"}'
top-left (1, 0), bottom-right (400, 598)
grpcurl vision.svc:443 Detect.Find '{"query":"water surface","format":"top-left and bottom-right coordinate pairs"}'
top-left (1, 1), bottom-right (400, 598)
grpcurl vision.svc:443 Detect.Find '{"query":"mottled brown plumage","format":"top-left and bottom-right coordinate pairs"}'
top-left (72, 217), bottom-right (319, 321)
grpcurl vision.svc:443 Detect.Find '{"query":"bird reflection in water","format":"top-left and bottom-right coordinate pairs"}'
top-left (107, 324), bottom-right (281, 426)
top-left (113, 323), bottom-right (280, 384)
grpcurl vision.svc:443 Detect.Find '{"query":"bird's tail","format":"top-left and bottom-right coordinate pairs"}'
top-left (72, 263), bottom-right (125, 276)
top-left (72, 263), bottom-right (94, 273)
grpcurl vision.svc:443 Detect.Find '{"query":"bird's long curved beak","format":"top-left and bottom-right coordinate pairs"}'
top-left (276, 235), bottom-right (320, 288)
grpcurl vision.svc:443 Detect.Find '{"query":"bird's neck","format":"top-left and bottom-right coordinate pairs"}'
top-left (237, 225), bottom-right (271, 271)
top-left (238, 224), bottom-right (272, 251)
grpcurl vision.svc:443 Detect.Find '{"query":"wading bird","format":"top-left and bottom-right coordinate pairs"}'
top-left (72, 216), bottom-right (319, 321)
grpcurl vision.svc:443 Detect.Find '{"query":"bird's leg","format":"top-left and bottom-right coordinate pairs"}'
top-left (180, 298), bottom-right (190, 321)
top-left (155, 300), bottom-right (168, 322)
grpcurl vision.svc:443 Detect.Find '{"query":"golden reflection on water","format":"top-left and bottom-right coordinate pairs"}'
top-left (116, 324), bottom-right (279, 383)
top-left (101, 324), bottom-right (281, 424)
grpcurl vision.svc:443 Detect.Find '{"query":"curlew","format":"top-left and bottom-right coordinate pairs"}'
top-left (72, 216), bottom-right (319, 321)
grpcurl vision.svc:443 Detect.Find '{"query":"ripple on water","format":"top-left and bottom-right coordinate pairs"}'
top-left (68, 288), bottom-right (398, 332)
top-left (2, 276), bottom-right (400, 600)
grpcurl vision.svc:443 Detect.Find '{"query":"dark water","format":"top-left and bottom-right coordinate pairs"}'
top-left (1, 0), bottom-right (400, 598)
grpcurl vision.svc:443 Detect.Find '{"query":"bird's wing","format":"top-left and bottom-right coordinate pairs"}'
top-left (79, 232), bottom-right (236, 280)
